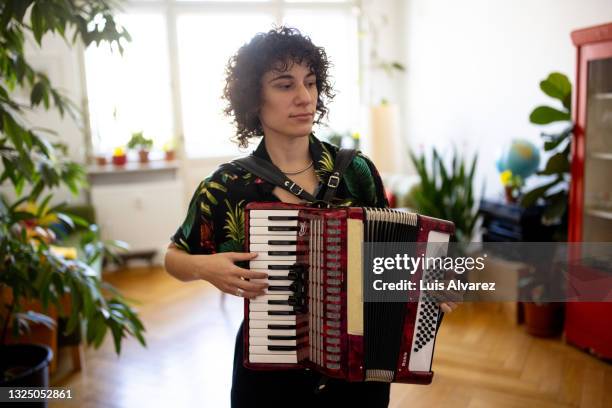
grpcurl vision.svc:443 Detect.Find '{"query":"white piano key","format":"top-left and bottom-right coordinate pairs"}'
top-left (263, 289), bottom-right (293, 295)
top-left (250, 219), bottom-right (298, 227)
top-left (249, 210), bottom-right (299, 218)
top-left (249, 260), bottom-right (298, 269)
top-left (248, 319), bottom-right (295, 328)
top-left (250, 227), bottom-right (299, 235)
top-left (249, 303), bottom-right (294, 312)
top-left (249, 311), bottom-right (297, 321)
top-left (249, 328), bottom-right (297, 337)
top-left (249, 345), bottom-right (299, 354)
top-left (248, 354), bottom-right (298, 364)
top-left (250, 243), bottom-right (297, 252)
top-left (252, 279), bottom-right (294, 287)
top-left (249, 337), bottom-right (297, 346)
top-left (251, 252), bottom-right (297, 261)
top-left (250, 294), bottom-right (290, 303)
top-left (250, 270), bottom-right (293, 278)
top-left (249, 235), bottom-right (297, 243)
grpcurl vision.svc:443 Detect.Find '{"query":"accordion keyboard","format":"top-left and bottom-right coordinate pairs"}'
top-left (247, 209), bottom-right (308, 364)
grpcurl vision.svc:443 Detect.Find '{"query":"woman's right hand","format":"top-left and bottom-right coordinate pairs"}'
top-left (196, 252), bottom-right (268, 299)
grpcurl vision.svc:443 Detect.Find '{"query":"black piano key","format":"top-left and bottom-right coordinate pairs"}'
top-left (268, 216), bottom-right (298, 221)
top-left (268, 264), bottom-right (294, 270)
top-left (268, 310), bottom-right (296, 316)
top-left (267, 275), bottom-right (295, 281)
top-left (268, 335), bottom-right (298, 340)
top-left (268, 251), bottom-right (297, 256)
top-left (268, 324), bottom-right (296, 330)
top-left (268, 345), bottom-right (298, 351)
top-left (268, 240), bottom-right (297, 245)
top-left (268, 296), bottom-right (303, 306)
top-left (268, 285), bottom-right (293, 292)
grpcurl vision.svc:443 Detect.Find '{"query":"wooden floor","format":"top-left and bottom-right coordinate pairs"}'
top-left (50, 266), bottom-right (612, 408)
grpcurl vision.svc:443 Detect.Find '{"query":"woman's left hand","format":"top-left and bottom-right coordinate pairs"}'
top-left (439, 302), bottom-right (459, 313)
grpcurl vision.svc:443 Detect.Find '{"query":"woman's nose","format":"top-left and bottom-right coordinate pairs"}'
top-left (295, 83), bottom-right (313, 105)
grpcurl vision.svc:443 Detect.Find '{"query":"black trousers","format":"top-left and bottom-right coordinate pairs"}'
top-left (231, 322), bottom-right (390, 408)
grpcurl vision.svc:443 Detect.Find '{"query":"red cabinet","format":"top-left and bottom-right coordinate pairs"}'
top-left (565, 22), bottom-right (612, 359)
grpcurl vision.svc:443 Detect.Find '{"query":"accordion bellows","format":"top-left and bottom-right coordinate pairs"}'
top-left (243, 202), bottom-right (455, 384)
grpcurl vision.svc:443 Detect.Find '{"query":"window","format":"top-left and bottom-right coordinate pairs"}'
top-left (85, 1), bottom-right (359, 158)
top-left (85, 12), bottom-right (174, 155)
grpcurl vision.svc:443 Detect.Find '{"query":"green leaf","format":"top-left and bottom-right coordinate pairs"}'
top-left (542, 125), bottom-right (573, 151)
top-left (30, 3), bottom-right (45, 45)
top-left (529, 106), bottom-right (571, 125)
top-left (539, 72), bottom-right (572, 110)
top-left (542, 191), bottom-right (568, 224)
top-left (520, 177), bottom-right (562, 208)
top-left (30, 82), bottom-right (45, 106)
top-left (539, 152), bottom-right (570, 175)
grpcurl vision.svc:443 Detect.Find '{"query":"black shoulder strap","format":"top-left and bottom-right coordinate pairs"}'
top-left (232, 155), bottom-right (318, 202)
top-left (322, 148), bottom-right (357, 203)
top-left (232, 148), bottom-right (357, 204)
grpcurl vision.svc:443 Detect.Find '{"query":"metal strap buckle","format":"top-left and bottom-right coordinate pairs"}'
top-left (327, 174), bottom-right (340, 188)
top-left (286, 181), bottom-right (304, 196)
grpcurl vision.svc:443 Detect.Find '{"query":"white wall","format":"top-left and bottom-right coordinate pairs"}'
top-left (402, 0), bottom-right (612, 199)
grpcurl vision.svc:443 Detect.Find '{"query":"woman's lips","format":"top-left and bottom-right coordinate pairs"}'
top-left (290, 113), bottom-right (314, 120)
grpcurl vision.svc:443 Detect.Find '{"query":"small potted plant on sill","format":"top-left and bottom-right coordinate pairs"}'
top-left (127, 131), bottom-right (154, 163)
top-left (162, 139), bottom-right (176, 161)
top-left (112, 146), bottom-right (127, 166)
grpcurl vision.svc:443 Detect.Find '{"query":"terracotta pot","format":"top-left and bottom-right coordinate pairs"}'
top-left (505, 186), bottom-right (518, 203)
top-left (95, 156), bottom-right (107, 166)
top-left (138, 150), bottom-right (149, 163)
top-left (164, 150), bottom-right (175, 161)
top-left (523, 302), bottom-right (564, 337)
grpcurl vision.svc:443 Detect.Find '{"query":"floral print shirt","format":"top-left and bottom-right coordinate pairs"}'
top-left (171, 134), bottom-right (388, 255)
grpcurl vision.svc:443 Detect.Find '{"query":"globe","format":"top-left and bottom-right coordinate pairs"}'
top-left (496, 139), bottom-right (541, 179)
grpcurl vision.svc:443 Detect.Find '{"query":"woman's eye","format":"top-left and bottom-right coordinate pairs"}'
top-left (307, 82), bottom-right (316, 88)
top-left (276, 84), bottom-right (292, 89)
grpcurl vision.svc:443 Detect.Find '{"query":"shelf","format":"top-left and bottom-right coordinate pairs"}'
top-left (588, 152), bottom-right (612, 161)
top-left (592, 92), bottom-right (612, 100)
top-left (585, 208), bottom-right (612, 220)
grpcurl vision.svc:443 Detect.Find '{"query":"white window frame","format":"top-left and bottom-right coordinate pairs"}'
top-left (85, 0), bottom-right (362, 166)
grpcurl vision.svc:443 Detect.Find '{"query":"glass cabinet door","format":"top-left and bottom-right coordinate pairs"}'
top-left (583, 56), bottom-right (612, 241)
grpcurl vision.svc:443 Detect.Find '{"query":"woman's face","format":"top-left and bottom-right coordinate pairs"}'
top-left (259, 60), bottom-right (318, 139)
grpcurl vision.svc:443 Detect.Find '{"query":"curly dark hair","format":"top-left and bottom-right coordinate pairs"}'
top-left (222, 26), bottom-right (335, 148)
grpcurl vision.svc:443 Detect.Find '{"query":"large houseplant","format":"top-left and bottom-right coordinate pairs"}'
top-left (520, 72), bottom-right (572, 241)
top-left (407, 148), bottom-right (480, 245)
top-left (1, 0), bottom-right (145, 388)
top-left (519, 72), bottom-right (573, 337)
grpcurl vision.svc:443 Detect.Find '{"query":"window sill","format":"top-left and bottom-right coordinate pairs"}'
top-left (87, 160), bottom-right (179, 176)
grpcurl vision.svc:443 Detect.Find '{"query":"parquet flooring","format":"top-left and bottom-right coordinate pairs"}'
top-left (49, 266), bottom-right (612, 408)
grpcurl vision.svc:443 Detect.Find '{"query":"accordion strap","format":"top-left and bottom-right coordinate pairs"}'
top-left (322, 148), bottom-right (357, 203)
top-left (232, 148), bottom-right (357, 204)
top-left (232, 154), bottom-right (318, 202)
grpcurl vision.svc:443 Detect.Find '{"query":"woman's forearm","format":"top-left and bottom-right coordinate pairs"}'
top-left (164, 243), bottom-right (205, 282)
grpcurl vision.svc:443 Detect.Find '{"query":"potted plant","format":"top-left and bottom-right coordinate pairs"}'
top-left (127, 131), bottom-right (154, 163)
top-left (519, 72), bottom-right (573, 337)
top-left (162, 139), bottom-right (177, 161)
top-left (0, 0), bottom-right (145, 394)
top-left (407, 148), bottom-right (481, 245)
top-left (112, 146), bottom-right (127, 166)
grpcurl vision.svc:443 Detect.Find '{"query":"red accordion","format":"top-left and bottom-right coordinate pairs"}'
top-left (243, 202), bottom-right (455, 384)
